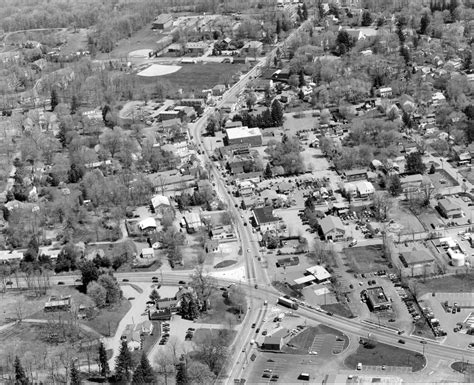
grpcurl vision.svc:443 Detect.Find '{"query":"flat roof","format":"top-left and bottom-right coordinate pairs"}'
top-left (294, 275), bottom-right (316, 285)
top-left (226, 126), bottom-right (262, 140)
top-left (400, 250), bottom-right (434, 266)
top-left (306, 265), bottom-right (331, 281)
top-left (365, 286), bottom-right (390, 305)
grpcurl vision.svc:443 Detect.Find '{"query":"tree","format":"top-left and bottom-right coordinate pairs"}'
top-left (149, 288), bottom-right (160, 302)
top-left (372, 192), bottom-right (392, 221)
top-left (271, 99), bottom-right (284, 126)
top-left (264, 163), bottom-right (273, 178)
top-left (51, 89), bottom-right (59, 111)
top-left (14, 356), bottom-right (29, 385)
top-left (175, 362), bottom-right (188, 385)
top-left (68, 163), bottom-right (84, 183)
top-left (335, 30), bottom-right (353, 55)
top-left (70, 95), bottom-right (79, 115)
top-left (115, 340), bottom-right (133, 382)
top-left (98, 342), bottom-right (110, 378)
top-left (132, 352), bottom-right (155, 384)
top-left (265, 136), bottom-right (305, 175)
top-left (298, 70), bottom-right (305, 87)
top-left (405, 152), bottom-right (426, 175)
top-left (301, 2), bottom-right (308, 20)
top-left (98, 273), bottom-right (122, 306)
top-left (205, 120), bottom-right (216, 136)
top-left (429, 163), bottom-right (436, 174)
top-left (80, 261), bottom-right (99, 288)
top-left (361, 10), bottom-right (373, 26)
top-left (387, 174), bottom-right (403, 196)
top-left (70, 361), bottom-right (81, 385)
top-left (189, 267), bottom-right (217, 311)
top-left (194, 329), bottom-right (230, 374)
top-left (245, 92), bottom-right (257, 111)
top-left (419, 12), bottom-right (431, 34)
top-left (87, 281), bottom-right (107, 308)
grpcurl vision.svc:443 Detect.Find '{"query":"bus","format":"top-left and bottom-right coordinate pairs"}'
top-left (277, 297), bottom-right (299, 310)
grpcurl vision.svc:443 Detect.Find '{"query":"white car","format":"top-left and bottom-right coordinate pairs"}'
top-left (309, 351), bottom-right (318, 355)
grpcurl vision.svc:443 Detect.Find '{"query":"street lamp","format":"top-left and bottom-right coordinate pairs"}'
top-left (420, 340), bottom-right (427, 356)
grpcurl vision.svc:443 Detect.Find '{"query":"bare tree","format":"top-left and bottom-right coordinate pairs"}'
top-left (15, 299), bottom-right (26, 322)
top-left (166, 336), bottom-right (182, 364)
top-left (189, 267), bottom-right (217, 311)
top-left (153, 351), bottom-right (175, 385)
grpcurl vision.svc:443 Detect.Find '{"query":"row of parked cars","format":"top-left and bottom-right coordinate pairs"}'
top-left (159, 322), bottom-right (170, 345)
top-left (422, 306), bottom-right (447, 337)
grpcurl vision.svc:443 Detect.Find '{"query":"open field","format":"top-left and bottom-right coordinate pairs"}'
top-left (344, 341), bottom-right (426, 372)
top-left (321, 303), bottom-right (354, 318)
top-left (389, 201), bottom-right (426, 235)
top-left (428, 169), bottom-right (459, 189)
top-left (137, 64), bottom-right (181, 77)
top-left (0, 290), bottom-right (48, 325)
top-left (137, 63), bottom-right (246, 94)
top-left (194, 328), bottom-right (237, 347)
top-left (418, 273), bottom-right (474, 295)
top-left (342, 244), bottom-right (387, 274)
top-left (283, 325), bottom-right (349, 355)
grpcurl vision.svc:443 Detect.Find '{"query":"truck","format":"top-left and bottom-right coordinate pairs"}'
top-left (277, 297), bottom-right (299, 310)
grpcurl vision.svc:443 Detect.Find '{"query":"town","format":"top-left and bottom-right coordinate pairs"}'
top-left (0, 0), bottom-right (472, 384)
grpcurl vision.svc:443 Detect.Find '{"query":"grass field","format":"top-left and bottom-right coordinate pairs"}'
top-left (418, 273), bottom-right (474, 295)
top-left (389, 201), bottom-right (426, 234)
top-left (197, 290), bottom-right (247, 325)
top-left (343, 244), bottom-right (387, 274)
top-left (459, 167), bottom-right (474, 186)
top-left (82, 298), bottom-right (131, 336)
top-left (137, 63), bottom-right (246, 94)
top-left (321, 303), bottom-right (354, 318)
top-left (283, 325), bottom-right (349, 355)
top-left (428, 169), bottom-right (459, 189)
top-left (194, 328), bottom-right (237, 347)
top-left (345, 341), bottom-right (426, 372)
top-left (214, 260), bottom-right (237, 269)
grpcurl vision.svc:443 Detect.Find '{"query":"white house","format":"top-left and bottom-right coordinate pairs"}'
top-left (138, 217), bottom-right (157, 231)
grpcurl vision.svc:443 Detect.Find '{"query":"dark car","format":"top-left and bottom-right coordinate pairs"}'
top-left (178, 280), bottom-right (186, 285)
top-left (262, 373), bottom-right (271, 378)
top-left (57, 281), bottom-right (64, 285)
top-left (122, 279), bottom-right (129, 282)
top-left (398, 339), bottom-right (405, 344)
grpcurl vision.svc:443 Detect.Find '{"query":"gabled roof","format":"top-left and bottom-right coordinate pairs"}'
top-left (253, 206), bottom-right (279, 225)
top-left (319, 216), bottom-right (344, 235)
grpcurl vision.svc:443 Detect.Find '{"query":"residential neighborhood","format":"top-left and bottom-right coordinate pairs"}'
top-left (0, 0), bottom-right (472, 384)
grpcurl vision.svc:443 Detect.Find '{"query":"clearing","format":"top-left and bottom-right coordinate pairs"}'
top-left (342, 244), bottom-right (388, 274)
top-left (344, 340), bottom-right (426, 372)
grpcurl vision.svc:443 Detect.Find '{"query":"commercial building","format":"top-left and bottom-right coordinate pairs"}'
top-left (261, 328), bottom-right (290, 351)
top-left (252, 206), bottom-right (282, 232)
top-left (437, 198), bottom-right (463, 219)
top-left (225, 126), bottom-right (262, 147)
top-left (319, 216), bottom-right (345, 241)
top-left (399, 249), bottom-right (435, 276)
top-left (362, 287), bottom-right (392, 312)
top-left (305, 265), bottom-right (331, 283)
top-left (152, 14), bottom-right (173, 30)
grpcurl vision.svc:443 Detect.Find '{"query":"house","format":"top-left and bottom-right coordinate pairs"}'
top-left (261, 328), bottom-right (290, 351)
top-left (210, 225), bottom-right (236, 241)
top-left (204, 240), bottom-right (219, 253)
top-left (362, 287), bottom-right (392, 312)
top-left (319, 216), bottom-right (345, 241)
top-left (400, 174), bottom-right (424, 193)
top-left (141, 248), bottom-right (155, 259)
top-left (437, 198), bottom-right (462, 219)
top-left (252, 206), bottom-right (283, 232)
top-left (152, 14), bottom-right (173, 30)
top-left (0, 249), bottom-right (24, 263)
top-left (432, 91), bottom-right (446, 107)
top-left (220, 96), bottom-right (239, 113)
top-left (179, 99), bottom-right (205, 114)
top-left (121, 325), bottom-right (142, 351)
top-left (252, 78), bottom-right (273, 92)
top-left (236, 180), bottom-right (255, 197)
top-left (353, 180), bottom-right (375, 199)
top-left (452, 146), bottom-right (471, 165)
top-left (343, 169), bottom-right (367, 182)
top-left (225, 126), bottom-right (262, 147)
top-left (399, 94), bottom-right (416, 113)
top-left (212, 84), bottom-right (227, 96)
top-left (276, 256), bottom-right (299, 268)
top-left (243, 41), bottom-right (263, 56)
top-left (158, 110), bottom-right (180, 121)
top-left (151, 194), bottom-right (171, 212)
top-left (277, 181), bottom-right (293, 194)
top-left (185, 42), bottom-right (209, 56)
top-left (344, 28), bottom-right (365, 41)
top-left (183, 212), bottom-right (203, 233)
top-left (272, 69), bottom-right (291, 82)
top-left (306, 265), bottom-right (331, 283)
top-left (138, 217), bottom-right (157, 231)
top-left (378, 87), bottom-right (392, 98)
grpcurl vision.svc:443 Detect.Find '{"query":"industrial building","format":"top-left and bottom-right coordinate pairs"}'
top-left (225, 126), bottom-right (262, 147)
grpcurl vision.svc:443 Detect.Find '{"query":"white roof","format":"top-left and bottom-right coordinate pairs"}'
top-left (294, 275), bottom-right (316, 285)
top-left (138, 217), bottom-right (157, 230)
top-left (0, 250), bottom-right (23, 262)
top-left (226, 126), bottom-right (262, 140)
top-left (440, 237), bottom-right (456, 248)
top-left (151, 194), bottom-right (171, 207)
top-left (353, 180), bottom-right (375, 194)
top-left (306, 265), bottom-right (331, 281)
top-left (142, 247), bottom-right (154, 255)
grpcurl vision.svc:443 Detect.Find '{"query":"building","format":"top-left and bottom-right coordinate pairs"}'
top-left (183, 212), bottom-right (203, 233)
top-left (210, 225), bottom-right (236, 241)
top-left (212, 84), bottom-right (227, 96)
top-left (252, 206), bottom-right (282, 232)
top-left (353, 180), bottom-right (375, 198)
top-left (319, 216), bottom-right (345, 241)
top-left (272, 69), bottom-right (291, 82)
top-left (44, 296), bottom-right (72, 312)
top-left (432, 91), bottom-right (446, 107)
top-left (185, 42), bottom-right (209, 56)
top-left (226, 126), bottom-right (262, 147)
top-left (378, 87), bottom-right (392, 98)
top-left (179, 99), bottom-right (205, 114)
top-left (305, 265), bottom-right (331, 283)
top-left (400, 174), bottom-right (424, 193)
top-left (452, 146), bottom-right (471, 165)
top-left (363, 286), bottom-right (392, 312)
top-left (151, 194), bottom-right (171, 211)
top-left (156, 297), bottom-right (179, 312)
top-left (261, 328), bottom-right (290, 351)
top-left (149, 308), bottom-right (172, 321)
top-left (243, 41), bottom-right (263, 56)
top-left (343, 169), bottom-right (367, 182)
top-left (138, 217), bottom-right (157, 231)
top-left (276, 256), bottom-right (299, 268)
top-left (399, 250), bottom-right (435, 276)
top-left (152, 14), bottom-right (173, 30)
top-left (236, 180), bottom-right (255, 197)
top-left (141, 248), bottom-right (155, 259)
top-left (0, 249), bottom-right (24, 263)
top-left (437, 198), bottom-right (462, 219)
top-left (121, 325), bottom-right (142, 351)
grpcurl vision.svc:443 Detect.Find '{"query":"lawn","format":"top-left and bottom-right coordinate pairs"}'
top-left (214, 260), bottom-right (237, 269)
top-left (137, 62), bottom-right (247, 94)
top-left (344, 341), bottom-right (426, 372)
top-left (418, 273), bottom-right (474, 295)
top-left (82, 298), bottom-right (132, 336)
top-left (130, 321), bottom-right (161, 363)
top-left (0, 290), bottom-right (48, 326)
top-left (198, 289), bottom-right (247, 325)
top-left (451, 361), bottom-right (474, 375)
top-left (0, 321), bottom-right (102, 376)
top-left (459, 166), bottom-right (474, 186)
top-left (321, 303), bottom-right (354, 318)
top-left (342, 244), bottom-right (388, 274)
top-left (283, 325), bottom-right (349, 355)
top-left (428, 169), bottom-right (459, 189)
top-left (388, 201), bottom-right (426, 235)
top-left (194, 328), bottom-right (237, 347)
top-left (412, 318), bottom-right (437, 340)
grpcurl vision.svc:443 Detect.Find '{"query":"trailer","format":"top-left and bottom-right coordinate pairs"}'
top-left (277, 297), bottom-right (299, 310)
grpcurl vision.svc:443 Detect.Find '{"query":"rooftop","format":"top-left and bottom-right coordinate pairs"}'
top-left (306, 265), bottom-right (331, 281)
top-left (226, 126), bottom-right (262, 140)
top-left (438, 198), bottom-right (461, 212)
top-left (365, 286), bottom-right (390, 306)
top-left (319, 215), bottom-right (344, 235)
top-left (253, 206), bottom-right (280, 225)
top-left (400, 250), bottom-right (434, 267)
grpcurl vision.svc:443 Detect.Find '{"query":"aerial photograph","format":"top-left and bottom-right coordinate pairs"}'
top-left (0, 0), bottom-right (472, 384)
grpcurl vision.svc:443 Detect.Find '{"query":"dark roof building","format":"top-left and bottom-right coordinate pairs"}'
top-left (363, 286), bottom-right (392, 312)
top-left (261, 328), bottom-right (290, 351)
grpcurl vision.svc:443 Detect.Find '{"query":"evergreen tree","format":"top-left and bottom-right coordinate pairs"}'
top-left (298, 70), bottom-right (305, 87)
top-left (149, 288), bottom-right (160, 302)
top-left (70, 361), bottom-right (81, 385)
top-left (276, 19), bottom-right (281, 36)
top-left (14, 356), bottom-right (29, 385)
top-left (50, 88), bottom-right (58, 111)
top-left (271, 99), bottom-right (284, 126)
top-left (70, 95), bottom-right (79, 114)
top-left (264, 163), bottom-right (273, 178)
top-left (302, 2), bottom-right (308, 20)
top-left (361, 10), bottom-right (373, 26)
top-left (175, 362), bottom-right (189, 385)
top-left (240, 200), bottom-right (247, 210)
top-left (387, 174), bottom-right (403, 196)
top-left (419, 13), bottom-right (430, 35)
top-left (132, 353), bottom-right (155, 384)
top-left (98, 342), bottom-right (109, 378)
top-left (115, 340), bottom-right (133, 382)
